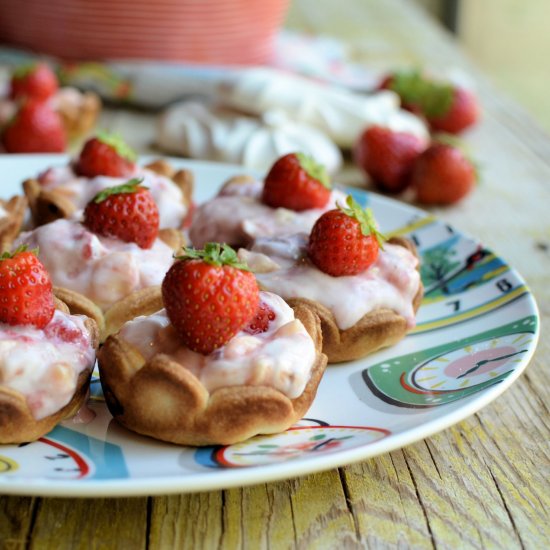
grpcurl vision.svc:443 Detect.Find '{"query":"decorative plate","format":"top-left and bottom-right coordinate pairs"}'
top-left (0, 155), bottom-right (539, 497)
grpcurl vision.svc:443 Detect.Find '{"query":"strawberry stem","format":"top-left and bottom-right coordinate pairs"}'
top-left (91, 178), bottom-right (145, 203)
top-left (296, 152), bottom-right (331, 189)
top-left (338, 196), bottom-right (387, 249)
top-left (176, 243), bottom-right (251, 271)
top-left (0, 244), bottom-right (38, 260)
top-left (96, 130), bottom-right (137, 162)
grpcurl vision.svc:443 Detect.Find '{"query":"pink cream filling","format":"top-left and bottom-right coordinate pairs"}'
top-left (16, 219), bottom-right (174, 311)
top-left (0, 310), bottom-right (96, 420)
top-left (120, 292), bottom-right (316, 399)
top-left (189, 178), bottom-right (348, 248)
top-left (240, 234), bottom-right (421, 331)
top-left (37, 164), bottom-right (187, 229)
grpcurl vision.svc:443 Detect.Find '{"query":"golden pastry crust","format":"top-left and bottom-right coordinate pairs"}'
top-left (98, 291), bottom-right (327, 446)
top-left (286, 237), bottom-right (424, 363)
top-left (23, 159), bottom-right (194, 228)
top-left (0, 195), bottom-right (27, 253)
top-left (0, 295), bottom-right (99, 444)
top-left (56, 90), bottom-right (102, 141)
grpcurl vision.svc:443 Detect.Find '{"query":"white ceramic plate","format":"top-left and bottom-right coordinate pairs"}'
top-left (0, 155), bottom-right (539, 497)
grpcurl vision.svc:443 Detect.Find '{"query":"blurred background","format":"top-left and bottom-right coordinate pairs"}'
top-left (415, 0), bottom-right (550, 131)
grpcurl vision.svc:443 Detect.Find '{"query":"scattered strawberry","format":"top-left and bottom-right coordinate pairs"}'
top-left (10, 62), bottom-right (59, 101)
top-left (0, 246), bottom-right (55, 329)
top-left (162, 243), bottom-right (259, 354)
top-left (244, 301), bottom-right (276, 335)
top-left (410, 142), bottom-right (476, 205)
top-left (354, 126), bottom-right (426, 193)
top-left (75, 131), bottom-right (136, 178)
top-left (1, 99), bottom-right (66, 153)
top-left (308, 196), bottom-right (386, 277)
top-left (380, 69), bottom-right (479, 134)
top-left (426, 86), bottom-right (479, 134)
top-left (262, 152), bottom-right (331, 211)
top-left (83, 179), bottom-right (159, 248)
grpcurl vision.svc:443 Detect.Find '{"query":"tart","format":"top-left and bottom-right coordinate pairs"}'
top-left (99, 289), bottom-right (326, 446)
top-left (0, 290), bottom-right (99, 444)
top-left (241, 231), bottom-right (423, 364)
top-left (23, 141), bottom-right (193, 229)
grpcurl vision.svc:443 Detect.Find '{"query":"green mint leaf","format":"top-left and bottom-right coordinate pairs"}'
top-left (338, 196), bottom-right (387, 249)
top-left (175, 243), bottom-right (251, 271)
top-left (96, 130), bottom-right (137, 163)
top-left (296, 152), bottom-right (331, 189)
top-left (92, 178), bottom-right (145, 203)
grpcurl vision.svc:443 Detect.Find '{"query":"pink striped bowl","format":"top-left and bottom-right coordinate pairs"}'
top-left (0, 0), bottom-right (289, 65)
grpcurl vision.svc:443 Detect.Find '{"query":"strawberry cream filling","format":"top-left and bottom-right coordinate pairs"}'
top-left (16, 219), bottom-right (174, 311)
top-left (240, 234), bottom-right (421, 330)
top-left (0, 310), bottom-right (96, 420)
top-left (37, 164), bottom-right (187, 229)
top-left (120, 292), bottom-right (316, 399)
top-left (189, 178), bottom-right (348, 248)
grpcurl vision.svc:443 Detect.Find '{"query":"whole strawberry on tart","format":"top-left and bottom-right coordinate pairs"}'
top-left (240, 196), bottom-right (423, 362)
top-left (15, 181), bottom-right (185, 341)
top-left (98, 243), bottom-right (327, 446)
top-left (189, 152), bottom-right (347, 248)
top-left (0, 247), bottom-right (98, 444)
top-left (22, 131), bottom-right (193, 230)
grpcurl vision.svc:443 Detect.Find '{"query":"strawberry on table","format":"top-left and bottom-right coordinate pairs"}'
top-left (380, 69), bottom-right (479, 134)
top-left (262, 152), bottom-right (332, 211)
top-left (426, 86), bottom-right (479, 134)
top-left (75, 131), bottom-right (137, 178)
top-left (1, 99), bottom-right (66, 153)
top-left (354, 125), bottom-right (426, 193)
top-left (162, 243), bottom-right (260, 355)
top-left (308, 196), bottom-right (386, 277)
top-left (410, 141), bottom-right (477, 205)
top-left (10, 62), bottom-right (59, 101)
top-left (83, 179), bottom-right (160, 248)
top-left (0, 246), bottom-right (55, 329)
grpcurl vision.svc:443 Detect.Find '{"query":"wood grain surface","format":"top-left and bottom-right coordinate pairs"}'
top-left (1, 0), bottom-right (549, 548)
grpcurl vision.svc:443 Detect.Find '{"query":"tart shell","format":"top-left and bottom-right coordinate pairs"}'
top-left (98, 294), bottom-right (327, 446)
top-left (0, 195), bottom-right (27, 253)
top-left (0, 292), bottom-right (99, 444)
top-left (286, 236), bottom-right (424, 363)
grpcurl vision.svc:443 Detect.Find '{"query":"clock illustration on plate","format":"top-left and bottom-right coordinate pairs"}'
top-left (363, 315), bottom-right (537, 408)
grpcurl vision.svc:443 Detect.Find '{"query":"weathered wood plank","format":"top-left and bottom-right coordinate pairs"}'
top-left (28, 498), bottom-right (148, 550)
top-left (0, 496), bottom-right (36, 550)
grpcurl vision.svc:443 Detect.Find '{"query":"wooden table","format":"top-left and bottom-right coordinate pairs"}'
top-left (2, 0), bottom-right (549, 547)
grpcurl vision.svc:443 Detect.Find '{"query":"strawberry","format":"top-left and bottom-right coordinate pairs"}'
top-left (162, 243), bottom-right (259, 355)
top-left (426, 86), bottom-right (479, 134)
top-left (262, 152), bottom-right (331, 211)
top-left (0, 247), bottom-right (55, 329)
top-left (1, 99), bottom-right (66, 153)
top-left (75, 131), bottom-right (137, 178)
top-left (244, 301), bottom-right (276, 335)
top-left (83, 179), bottom-right (159, 248)
top-left (354, 126), bottom-right (426, 193)
top-left (308, 196), bottom-right (386, 277)
top-left (380, 69), bottom-right (479, 134)
top-left (10, 62), bottom-right (59, 101)
top-left (410, 142), bottom-right (476, 205)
